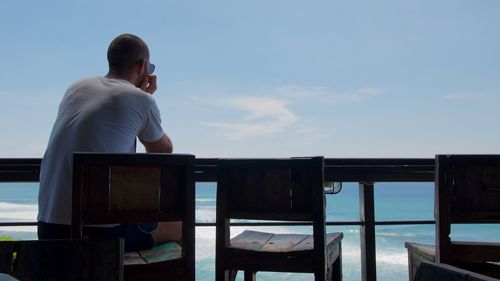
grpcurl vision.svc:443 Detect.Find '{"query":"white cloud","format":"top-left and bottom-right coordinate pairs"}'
top-left (199, 96), bottom-right (299, 140)
top-left (195, 85), bottom-right (383, 141)
top-left (277, 85), bottom-right (384, 104)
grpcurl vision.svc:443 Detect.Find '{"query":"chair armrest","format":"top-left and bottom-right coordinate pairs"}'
top-left (406, 242), bottom-right (436, 281)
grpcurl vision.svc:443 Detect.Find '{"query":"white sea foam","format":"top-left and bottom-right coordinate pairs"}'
top-left (346, 228), bottom-right (359, 235)
top-left (195, 227), bottom-right (216, 260)
top-left (0, 200), bottom-right (412, 280)
top-left (196, 208), bottom-right (216, 223)
top-left (196, 198), bottom-right (216, 202)
top-left (377, 232), bottom-right (416, 238)
top-left (0, 202), bottom-right (38, 233)
top-left (377, 251), bottom-right (409, 266)
top-left (0, 226), bottom-right (37, 233)
top-left (0, 202), bottom-right (38, 221)
top-left (193, 225), bottom-right (409, 281)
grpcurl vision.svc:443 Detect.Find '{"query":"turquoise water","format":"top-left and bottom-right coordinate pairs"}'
top-left (1, 182), bottom-right (499, 281)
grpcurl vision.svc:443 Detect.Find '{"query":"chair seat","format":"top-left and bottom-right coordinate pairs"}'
top-left (225, 230), bottom-right (343, 273)
top-left (124, 241), bottom-right (182, 265)
top-left (230, 230), bottom-right (342, 253)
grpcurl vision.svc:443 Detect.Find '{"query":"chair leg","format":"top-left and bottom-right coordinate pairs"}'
top-left (244, 270), bottom-right (256, 281)
top-left (321, 261), bottom-right (343, 281)
top-left (330, 257), bottom-right (342, 281)
top-left (229, 270), bottom-right (238, 281)
top-left (327, 266), bottom-right (333, 280)
top-left (216, 269), bottom-right (231, 281)
top-left (330, 245), bottom-right (342, 281)
top-left (315, 271), bottom-right (325, 281)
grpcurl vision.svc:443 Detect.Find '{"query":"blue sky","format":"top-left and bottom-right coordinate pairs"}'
top-left (1, 1), bottom-right (499, 158)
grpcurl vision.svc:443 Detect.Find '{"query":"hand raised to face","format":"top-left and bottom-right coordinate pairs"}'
top-left (140, 75), bottom-right (157, 95)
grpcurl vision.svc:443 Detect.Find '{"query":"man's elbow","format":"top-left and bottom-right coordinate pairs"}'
top-left (143, 134), bottom-right (173, 153)
top-left (164, 134), bottom-right (173, 153)
top-left (165, 138), bottom-right (173, 153)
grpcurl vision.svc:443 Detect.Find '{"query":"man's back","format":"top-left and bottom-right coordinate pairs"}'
top-left (38, 76), bottom-right (164, 225)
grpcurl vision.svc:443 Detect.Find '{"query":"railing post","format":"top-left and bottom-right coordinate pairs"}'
top-left (360, 182), bottom-right (377, 281)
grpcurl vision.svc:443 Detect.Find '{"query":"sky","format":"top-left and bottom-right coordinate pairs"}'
top-left (1, 0), bottom-right (499, 158)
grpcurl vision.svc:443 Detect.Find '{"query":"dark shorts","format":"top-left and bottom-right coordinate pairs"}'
top-left (37, 221), bottom-right (158, 252)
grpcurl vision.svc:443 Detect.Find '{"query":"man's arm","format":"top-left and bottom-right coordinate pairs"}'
top-left (141, 133), bottom-right (173, 153)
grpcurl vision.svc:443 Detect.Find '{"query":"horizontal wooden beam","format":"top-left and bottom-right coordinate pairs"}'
top-left (0, 220), bottom-right (436, 228)
top-left (0, 158), bottom-right (436, 183)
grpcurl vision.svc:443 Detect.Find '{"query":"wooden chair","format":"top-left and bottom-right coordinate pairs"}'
top-left (406, 155), bottom-right (500, 280)
top-left (0, 238), bottom-right (123, 281)
top-left (215, 157), bottom-right (343, 281)
top-left (415, 261), bottom-right (500, 281)
top-left (71, 153), bottom-right (195, 281)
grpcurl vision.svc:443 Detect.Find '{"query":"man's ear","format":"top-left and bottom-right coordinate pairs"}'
top-left (136, 59), bottom-right (147, 75)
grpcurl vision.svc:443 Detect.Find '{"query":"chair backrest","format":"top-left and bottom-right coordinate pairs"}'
top-left (435, 155), bottom-right (500, 263)
top-left (71, 152), bottom-right (195, 240)
top-left (0, 238), bottom-right (123, 281)
top-left (216, 157), bottom-right (326, 247)
top-left (415, 261), bottom-right (499, 281)
top-left (217, 157), bottom-right (325, 222)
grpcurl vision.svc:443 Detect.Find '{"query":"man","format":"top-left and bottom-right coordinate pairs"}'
top-left (38, 34), bottom-right (178, 252)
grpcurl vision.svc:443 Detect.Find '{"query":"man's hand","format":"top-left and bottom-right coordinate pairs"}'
top-left (140, 75), bottom-right (157, 94)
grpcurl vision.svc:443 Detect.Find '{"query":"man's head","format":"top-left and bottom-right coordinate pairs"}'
top-left (107, 34), bottom-right (153, 86)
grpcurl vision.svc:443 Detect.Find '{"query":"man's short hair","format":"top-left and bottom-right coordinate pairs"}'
top-left (107, 34), bottom-right (149, 73)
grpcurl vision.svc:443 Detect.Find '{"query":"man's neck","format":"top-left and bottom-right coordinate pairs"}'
top-left (106, 72), bottom-right (135, 84)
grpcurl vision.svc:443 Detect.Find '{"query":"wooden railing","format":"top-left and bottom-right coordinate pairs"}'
top-left (0, 158), bottom-right (435, 281)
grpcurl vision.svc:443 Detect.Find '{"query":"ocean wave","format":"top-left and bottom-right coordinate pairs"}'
top-left (196, 208), bottom-right (216, 223)
top-left (0, 202), bottom-right (38, 221)
top-left (376, 232), bottom-right (416, 238)
top-left (0, 201), bottom-right (37, 209)
top-left (377, 251), bottom-right (409, 266)
top-left (196, 198), bottom-right (216, 202)
top-left (0, 226), bottom-right (37, 233)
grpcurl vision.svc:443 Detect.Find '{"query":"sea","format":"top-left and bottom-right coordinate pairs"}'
top-left (1, 182), bottom-right (500, 281)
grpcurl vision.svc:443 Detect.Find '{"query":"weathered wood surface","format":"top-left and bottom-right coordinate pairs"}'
top-left (1, 156), bottom-right (437, 281)
top-left (0, 157), bottom-right (436, 183)
top-left (0, 238), bottom-right (123, 281)
top-left (216, 157), bottom-right (343, 281)
top-left (452, 242), bottom-right (500, 263)
top-left (405, 242), bottom-right (436, 281)
top-left (72, 153), bottom-right (196, 281)
top-left (406, 155), bottom-right (500, 281)
top-left (230, 230), bottom-right (342, 253)
top-left (415, 261), bottom-right (500, 281)
top-left (123, 242), bottom-right (182, 265)
top-left (222, 164), bottom-right (316, 221)
top-left (230, 230), bottom-right (274, 251)
top-left (110, 167), bottom-right (161, 211)
top-left (76, 160), bottom-right (188, 225)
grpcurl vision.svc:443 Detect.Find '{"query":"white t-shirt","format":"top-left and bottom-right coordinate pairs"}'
top-left (38, 76), bottom-right (165, 225)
